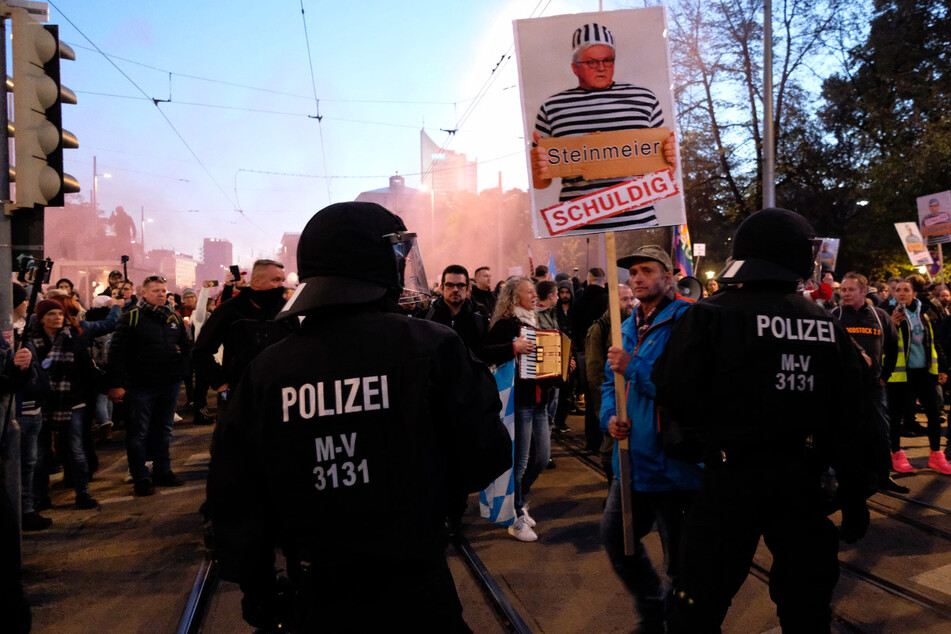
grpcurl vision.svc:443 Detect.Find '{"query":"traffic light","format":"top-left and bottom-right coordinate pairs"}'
top-left (11, 8), bottom-right (79, 209)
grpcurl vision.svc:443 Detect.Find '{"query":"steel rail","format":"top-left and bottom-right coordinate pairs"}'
top-left (453, 535), bottom-right (534, 634)
top-left (176, 554), bottom-right (218, 634)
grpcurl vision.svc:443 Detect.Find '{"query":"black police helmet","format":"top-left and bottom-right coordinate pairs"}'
top-left (717, 208), bottom-right (816, 284)
top-left (277, 202), bottom-right (406, 319)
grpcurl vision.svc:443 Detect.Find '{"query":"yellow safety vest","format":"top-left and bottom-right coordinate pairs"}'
top-left (888, 317), bottom-right (938, 383)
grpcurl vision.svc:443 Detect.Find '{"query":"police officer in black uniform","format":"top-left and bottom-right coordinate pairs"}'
top-left (206, 202), bottom-right (510, 632)
top-left (653, 208), bottom-right (881, 633)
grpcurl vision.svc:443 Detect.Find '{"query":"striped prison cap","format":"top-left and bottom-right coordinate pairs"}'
top-left (572, 23), bottom-right (615, 57)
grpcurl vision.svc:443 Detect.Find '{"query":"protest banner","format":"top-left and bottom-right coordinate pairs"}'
top-left (917, 191), bottom-right (951, 245)
top-left (895, 222), bottom-right (934, 267)
top-left (515, 7), bottom-right (685, 239)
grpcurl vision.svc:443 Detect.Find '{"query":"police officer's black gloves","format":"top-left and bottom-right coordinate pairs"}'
top-left (839, 501), bottom-right (870, 544)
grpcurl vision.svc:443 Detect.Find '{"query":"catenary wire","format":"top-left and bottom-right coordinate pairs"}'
top-left (49, 1), bottom-right (241, 216)
top-left (298, 0), bottom-right (332, 203)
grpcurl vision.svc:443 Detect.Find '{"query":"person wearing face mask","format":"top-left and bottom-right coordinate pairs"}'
top-left (192, 260), bottom-right (296, 412)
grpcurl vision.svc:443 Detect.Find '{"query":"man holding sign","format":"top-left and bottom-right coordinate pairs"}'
top-left (531, 22), bottom-right (678, 232)
top-left (600, 245), bottom-right (700, 632)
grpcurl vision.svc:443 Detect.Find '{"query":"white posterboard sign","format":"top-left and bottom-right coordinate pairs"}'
top-left (917, 191), bottom-right (951, 245)
top-left (816, 237), bottom-right (840, 273)
top-left (895, 222), bottom-right (934, 267)
top-left (514, 8), bottom-right (686, 238)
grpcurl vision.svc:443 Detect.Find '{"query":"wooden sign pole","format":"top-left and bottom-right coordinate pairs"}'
top-left (605, 231), bottom-right (635, 556)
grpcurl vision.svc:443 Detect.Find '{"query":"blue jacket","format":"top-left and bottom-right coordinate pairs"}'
top-left (600, 298), bottom-right (703, 492)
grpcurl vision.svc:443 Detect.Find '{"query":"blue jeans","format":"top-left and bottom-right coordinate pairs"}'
top-left (547, 387), bottom-right (560, 425)
top-left (64, 407), bottom-right (90, 495)
top-left (513, 402), bottom-right (551, 514)
top-left (125, 382), bottom-right (182, 482)
top-left (18, 411), bottom-right (43, 513)
top-left (601, 478), bottom-right (695, 632)
top-left (95, 393), bottom-right (113, 425)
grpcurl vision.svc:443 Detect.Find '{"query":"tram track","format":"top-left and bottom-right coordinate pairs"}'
top-left (452, 535), bottom-right (534, 633)
top-left (176, 553), bottom-right (219, 634)
top-left (876, 489), bottom-right (951, 517)
top-left (556, 424), bottom-right (951, 630)
top-left (552, 431), bottom-right (608, 478)
top-left (867, 492), bottom-right (951, 542)
top-left (177, 545), bottom-right (533, 633)
top-left (178, 430), bottom-right (951, 633)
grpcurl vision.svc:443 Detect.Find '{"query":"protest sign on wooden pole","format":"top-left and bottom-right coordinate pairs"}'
top-left (605, 231), bottom-right (635, 555)
top-left (515, 6), bottom-right (688, 557)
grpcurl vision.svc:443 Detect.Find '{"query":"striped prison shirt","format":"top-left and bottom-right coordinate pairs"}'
top-left (535, 82), bottom-right (664, 231)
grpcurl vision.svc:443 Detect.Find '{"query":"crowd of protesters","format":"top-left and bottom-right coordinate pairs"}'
top-left (4, 242), bottom-right (951, 633)
top-left (821, 270), bottom-right (951, 477)
top-left (5, 262), bottom-right (284, 532)
top-left (7, 260), bottom-right (951, 529)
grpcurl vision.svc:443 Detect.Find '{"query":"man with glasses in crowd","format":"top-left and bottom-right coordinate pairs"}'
top-left (108, 274), bottom-right (191, 496)
top-left (530, 22), bottom-right (677, 231)
top-left (118, 279), bottom-right (136, 311)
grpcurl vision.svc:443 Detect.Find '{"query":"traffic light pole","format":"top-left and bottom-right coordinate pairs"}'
top-left (1, 11), bottom-right (13, 334)
top-left (0, 9), bottom-right (25, 549)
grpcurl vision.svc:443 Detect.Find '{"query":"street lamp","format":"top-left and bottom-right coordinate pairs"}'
top-left (91, 155), bottom-right (110, 213)
top-left (141, 215), bottom-right (153, 252)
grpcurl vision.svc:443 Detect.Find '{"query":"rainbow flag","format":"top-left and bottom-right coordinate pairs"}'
top-left (673, 224), bottom-right (695, 277)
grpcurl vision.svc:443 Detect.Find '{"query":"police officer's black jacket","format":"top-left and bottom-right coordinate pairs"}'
top-left (653, 283), bottom-right (880, 503)
top-left (108, 305), bottom-right (191, 388)
top-left (207, 303), bottom-right (510, 590)
top-left (193, 287), bottom-right (296, 392)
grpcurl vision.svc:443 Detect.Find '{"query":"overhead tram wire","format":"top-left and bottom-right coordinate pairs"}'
top-left (65, 41), bottom-right (465, 106)
top-left (73, 91), bottom-right (434, 130)
top-left (46, 5), bottom-right (280, 241)
top-left (232, 148), bottom-right (522, 207)
top-left (299, 0), bottom-right (332, 203)
top-left (50, 2), bottom-right (240, 216)
top-left (419, 0), bottom-right (554, 187)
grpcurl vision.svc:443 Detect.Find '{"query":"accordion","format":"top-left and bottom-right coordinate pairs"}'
top-left (517, 326), bottom-right (572, 381)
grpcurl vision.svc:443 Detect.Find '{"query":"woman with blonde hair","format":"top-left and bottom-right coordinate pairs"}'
top-left (483, 276), bottom-right (549, 541)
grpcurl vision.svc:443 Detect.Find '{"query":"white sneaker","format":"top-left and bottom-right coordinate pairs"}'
top-left (522, 505), bottom-right (536, 528)
top-left (507, 515), bottom-right (538, 542)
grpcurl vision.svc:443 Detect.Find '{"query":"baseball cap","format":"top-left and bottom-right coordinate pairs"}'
top-left (617, 245), bottom-right (677, 273)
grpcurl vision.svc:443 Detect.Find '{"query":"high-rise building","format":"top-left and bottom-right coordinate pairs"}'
top-left (278, 233), bottom-right (300, 278)
top-left (420, 129), bottom-right (478, 194)
top-left (196, 238), bottom-right (233, 285)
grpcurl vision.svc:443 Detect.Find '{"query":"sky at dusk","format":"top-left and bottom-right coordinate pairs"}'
top-left (34, 0), bottom-right (623, 264)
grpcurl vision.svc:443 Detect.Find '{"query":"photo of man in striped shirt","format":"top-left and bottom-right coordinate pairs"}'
top-left (530, 22), bottom-right (677, 232)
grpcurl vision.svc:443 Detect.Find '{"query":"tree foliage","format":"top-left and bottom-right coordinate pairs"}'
top-left (668, 0), bottom-right (871, 271)
top-left (821, 0), bottom-right (951, 277)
